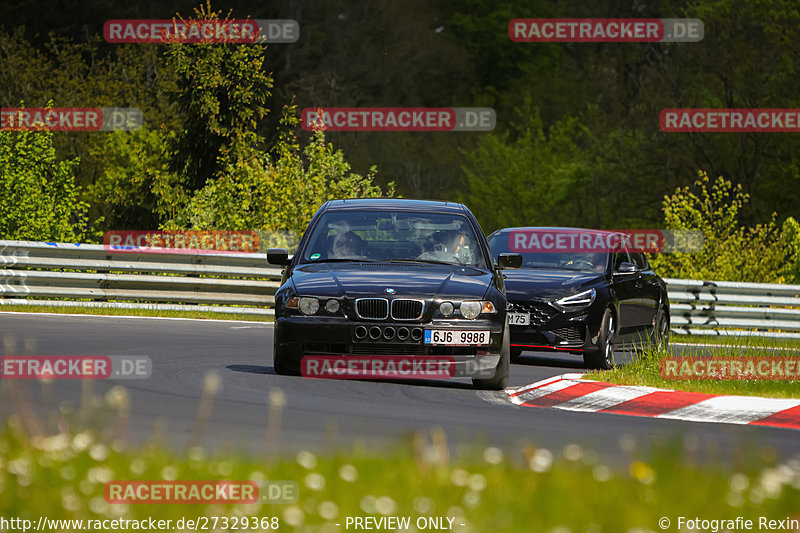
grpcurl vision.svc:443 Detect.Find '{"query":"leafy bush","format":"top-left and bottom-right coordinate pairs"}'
top-left (651, 172), bottom-right (794, 283)
top-left (0, 122), bottom-right (96, 242)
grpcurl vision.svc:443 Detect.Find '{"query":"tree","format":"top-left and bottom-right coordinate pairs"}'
top-left (173, 105), bottom-right (394, 246)
top-left (163, 2), bottom-right (273, 191)
top-left (459, 104), bottom-right (597, 232)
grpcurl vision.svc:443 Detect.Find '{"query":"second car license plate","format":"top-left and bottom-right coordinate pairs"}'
top-left (508, 312), bottom-right (530, 325)
top-left (424, 330), bottom-right (490, 345)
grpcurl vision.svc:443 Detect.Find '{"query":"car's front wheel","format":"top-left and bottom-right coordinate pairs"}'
top-left (510, 347), bottom-right (523, 363)
top-left (473, 324), bottom-right (510, 390)
top-left (273, 332), bottom-right (301, 376)
top-left (583, 308), bottom-right (616, 370)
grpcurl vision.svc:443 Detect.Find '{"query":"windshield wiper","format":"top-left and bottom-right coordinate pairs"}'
top-left (387, 259), bottom-right (462, 266)
top-left (301, 258), bottom-right (377, 264)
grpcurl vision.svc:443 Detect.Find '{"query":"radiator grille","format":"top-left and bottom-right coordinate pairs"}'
top-left (355, 298), bottom-right (389, 319)
top-left (508, 301), bottom-right (557, 326)
top-left (391, 299), bottom-right (424, 320)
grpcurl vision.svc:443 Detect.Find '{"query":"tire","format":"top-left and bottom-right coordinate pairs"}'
top-left (510, 347), bottom-right (523, 363)
top-left (583, 308), bottom-right (616, 370)
top-left (273, 333), bottom-right (301, 376)
top-left (473, 323), bottom-right (510, 390)
top-left (651, 307), bottom-right (669, 351)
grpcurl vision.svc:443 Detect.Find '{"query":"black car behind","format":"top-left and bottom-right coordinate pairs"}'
top-left (267, 199), bottom-right (521, 389)
top-left (487, 227), bottom-right (670, 369)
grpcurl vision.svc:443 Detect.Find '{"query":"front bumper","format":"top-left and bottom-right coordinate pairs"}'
top-left (508, 300), bottom-right (605, 354)
top-left (275, 316), bottom-right (504, 379)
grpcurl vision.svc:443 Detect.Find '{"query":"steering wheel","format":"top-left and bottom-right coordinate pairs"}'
top-left (563, 259), bottom-right (595, 269)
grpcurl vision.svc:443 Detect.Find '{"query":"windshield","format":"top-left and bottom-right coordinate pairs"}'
top-left (299, 210), bottom-right (488, 268)
top-left (488, 232), bottom-right (608, 272)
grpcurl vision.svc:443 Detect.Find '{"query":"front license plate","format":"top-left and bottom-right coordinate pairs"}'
top-left (508, 312), bottom-right (530, 325)
top-left (424, 329), bottom-right (491, 345)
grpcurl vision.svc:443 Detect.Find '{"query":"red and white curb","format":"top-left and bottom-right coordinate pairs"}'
top-left (505, 374), bottom-right (800, 430)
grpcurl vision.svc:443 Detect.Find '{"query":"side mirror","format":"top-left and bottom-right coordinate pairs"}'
top-left (614, 261), bottom-right (638, 275)
top-left (267, 248), bottom-right (291, 266)
top-left (497, 253), bottom-right (522, 269)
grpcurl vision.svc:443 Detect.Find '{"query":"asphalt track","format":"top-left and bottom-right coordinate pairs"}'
top-left (0, 312), bottom-right (797, 462)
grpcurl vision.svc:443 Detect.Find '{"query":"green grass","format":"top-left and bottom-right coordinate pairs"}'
top-left (673, 333), bottom-right (800, 350)
top-left (0, 304), bottom-right (272, 322)
top-left (594, 343), bottom-right (800, 398)
top-left (1, 392), bottom-right (799, 533)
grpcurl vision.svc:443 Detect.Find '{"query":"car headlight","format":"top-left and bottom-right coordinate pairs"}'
top-left (439, 301), bottom-right (455, 317)
top-left (460, 301), bottom-right (482, 319)
top-left (325, 299), bottom-right (341, 314)
top-left (555, 288), bottom-right (596, 310)
top-left (298, 297), bottom-right (320, 315)
top-left (459, 300), bottom-right (496, 319)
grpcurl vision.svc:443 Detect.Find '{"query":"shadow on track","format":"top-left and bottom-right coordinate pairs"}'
top-left (512, 352), bottom-right (587, 369)
top-left (226, 364), bottom-right (477, 390)
top-left (513, 349), bottom-right (637, 369)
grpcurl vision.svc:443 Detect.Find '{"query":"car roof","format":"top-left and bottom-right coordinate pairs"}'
top-left (322, 198), bottom-right (467, 213)
top-left (491, 226), bottom-right (620, 235)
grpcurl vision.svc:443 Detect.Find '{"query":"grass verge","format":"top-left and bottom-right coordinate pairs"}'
top-left (594, 344), bottom-right (800, 398)
top-left (673, 333), bottom-right (800, 350)
top-left (0, 304), bottom-right (272, 322)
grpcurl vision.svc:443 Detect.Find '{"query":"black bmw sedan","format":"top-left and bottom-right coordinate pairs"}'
top-left (267, 199), bottom-right (521, 389)
top-left (487, 227), bottom-right (670, 369)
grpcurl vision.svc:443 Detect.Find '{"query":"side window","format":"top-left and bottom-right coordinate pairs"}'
top-left (613, 250), bottom-right (631, 271)
top-left (630, 251), bottom-right (648, 270)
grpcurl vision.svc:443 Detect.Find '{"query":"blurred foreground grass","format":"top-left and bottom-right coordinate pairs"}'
top-left (1, 382), bottom-right (799, 533)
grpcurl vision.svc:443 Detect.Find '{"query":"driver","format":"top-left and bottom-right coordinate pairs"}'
top-left (330, 229), bottom-right (366, 258)
top-left (562, 252), bottom-right (602, 271)
top-left (422, 230), bottom-right (470, 263)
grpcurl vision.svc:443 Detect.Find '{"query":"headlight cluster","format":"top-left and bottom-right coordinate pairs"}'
top-left (287, 296), bottom-right (341, 316)
top-left (554, 288), bottom-right (596, 310)
top-left (438, 300), bottom-right (496, 320)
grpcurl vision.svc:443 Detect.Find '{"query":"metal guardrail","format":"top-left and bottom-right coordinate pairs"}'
top-left (0, 240), bottom-right (283, 316)
top-left (2, 241), bottom-right (800, 333)
top-left (665, 278), bottom-right (800, 339)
